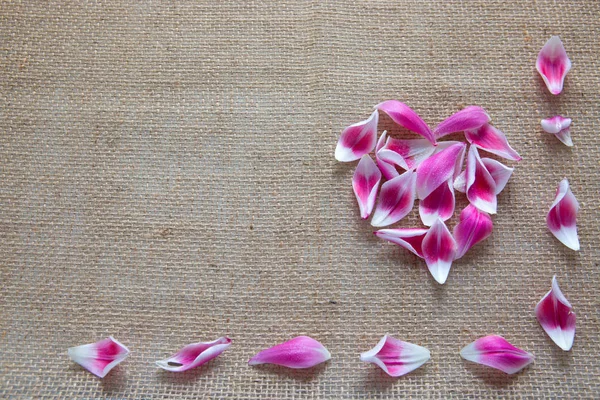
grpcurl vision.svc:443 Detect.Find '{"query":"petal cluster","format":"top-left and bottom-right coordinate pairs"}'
top-left (460, 335), bottom-right (534, 374)
top-left (535, 276), bottom-right (576, 351)
top-left (156, 337), bottom-right (232, 372)
top-left (68, 336), bottom-right (130, 378)
top-left (360, 335), bottom-right (430, 377)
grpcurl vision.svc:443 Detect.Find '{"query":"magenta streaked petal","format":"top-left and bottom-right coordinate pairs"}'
top-left (352, 155), bottom-right (382, 219)
top-left (376, 131), bottom-right (399, 180)
top-left (434, 106), bottom-right (491, 139)
top-left (460, 335), bottom-right (534, 374)
top-left (375, 100), bottom-right (436, 145)
top-left (419, 180), bottom-right (455, 226)
top-left (536, 36), bottom-right (572, 95)
top-left (481, 158), bottom-right (513, 195)
top-left (360, 335), bottom-right (430, 377)
top-left (547, 178), bottom-right (580, 251)
top-left (541, 116), bottom-right (573, 147)
top-left (335, 110), bottom-right (379, 162)
top-left (433, 140), bottom-right (466, 179)
top-left (453, 204), bottom-right (493, 259)
top-left (248, 336), bottom-right (331, 369)
top-left (466, 146), bottom-right (497, 214)
top-left (68, 336), bottom-right (130, 378)
top-left (371, 170), bottom-right (417, 227)
top-left (465, 123), bottom-right (522, 161)
top-left (535, 276), bottom-right (576, 351)
top-left (374, 228), bottom-right (428, 258)
top-left (454, 170), bottom-right (467, 193)
top-left (422, 218), bottom-right (457, 284)
top-left (378, 137), bottom-right (436, 171)
top-left (416, 142), bottom-right (466, 200)
top-left (156, 337), bottom-right (232, 372)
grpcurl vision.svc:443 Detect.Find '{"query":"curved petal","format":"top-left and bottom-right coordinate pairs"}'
top-left (453, 204), bottom-right (493, 259)
top-left (460, 335), bottom-right (534, 374)
top-left (375, 100), bottom-right (436, 144)
top-left (481, 158), bottom-right (514, 195)
top-left (376, 131), bottom-right (399, 180)
top-left (68, 336), bottom-right (130, 378)
top-left (465, 123), bottom-right (522, 161)
top-left (546, 178), bottom-right (580, 251)
top-left (374, 228), bottom-right (428, 258)
top-left (433, 140), bottom-right (466, 179)
top-left (422, 218), bottom-right (457, 284)
top-left (360, 335), bottom-right (430, 377)
top-left (248, 336), bottom-right (331, 369)
top-left (416, 142), bottom-right (466, 200)
top-left (466, 146), bottom-right (497, 214)
top-left (335, 110), bottom-right (379, 162)
top-left (536, 36), bottom-right (572, 95)
top-left (541, 116), bottom-right (573, 147)
top-left (352, 155), bottom-right (382, 219)
top-left (378, 137), bottom-right (436, 171)
top-left (434, 106), bottom-right (490, 139)
top-left (156, 337), bottom-right (232, 372)
top-left (371, 170), bottom-right (417, 227)
top-left (535, 276), bottom-right (576, 351)
top-left (454, 170), bottom-right (467, 193)
top-left (419, 180), bottom-right (455, 226)
top-left (374, 228), bottom-right (427, 258)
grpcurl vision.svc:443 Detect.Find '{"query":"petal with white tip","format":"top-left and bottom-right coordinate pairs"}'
top-left (352, 155), bottom-right (382, 219)
top-left (68, 337), bottom-right (130, 378)
top-left (465, 123), bottom-right (522, 161)
top-left (374, 228), bottom-right (428, 258)
top-left (248, 336), bottom-right (331, 369)
top-left (378, 137), bottom-right (436, 171)
top-left (419, 180), bottom-right (455, 226)
top-left (460, 335), bottom-right (534, 374)
top-left (434, 106), bottom-right (490, 139)
top-left (547, 178), bottom-right (580, 251)
top-left (466, 146), bottom-right (497, 214)
top-left (375, 100), bottom-right (436, 144)
top-left (371, 170), bottom-right (417, 227)
top-left (156, 337), bottom-right (232, 372)
top-left (422, 218), bottom-right (457, 284)
top-left (536, 36), bottom-right (572, 95)
top-left (376, 131), bottom-right (399, 180)
top-left (335, 110), bottom-right (379, 162)
top-left (360, 335), bottom-right (430, 377)
top-left (535, 276), bottom-right (576, 351)
top-left (416, 142), bottom-right (466, 200)
top-left (541, 116), bottom-right (573, 147)
top-left (453, 205), bottom-right (493, 259)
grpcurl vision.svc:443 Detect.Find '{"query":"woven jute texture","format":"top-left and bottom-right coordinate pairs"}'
top-left (1, 1), bottom-right (599, 398)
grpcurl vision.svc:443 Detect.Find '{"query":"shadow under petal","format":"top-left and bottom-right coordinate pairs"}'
top-left (249, 361), bottom-right (328, 382)
top-left (462, 360), bottom-right (527, 388)
top-left (100, 365), bottom-right (128, 392)
top-left (156, 358), bottom-right (223, 385)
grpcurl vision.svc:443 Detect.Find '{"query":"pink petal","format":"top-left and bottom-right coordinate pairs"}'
top-left (454, 170), bottom-right (466, 193)
top-left (375, 100), bottom-right (436, 145)
top-left (536, 36), bottom-right (572, 95)
top-left (465, 123), bottom-right (522, 161)
top-left (68, 336), bottom-right (130, 378)
top-left (460, 335), bottom-right (534, 374)
top-left (248, 336), bottom-right (331, 369)
top-left (352, 155), bottom-right (382, 219)
top-left (434, 141), bottom-right (467, 181)
top-left (466, 145), bottom-right (497, 214)
top-left (156, 337), bottom-right (232, 372)
top-left (535, 276), bottom-right (576, 351)
top-left (419, 180), bottom-right (455, 226)
top-left (453, 204), bottom-right (493, 259)
top-left (547, 178), bottom-right (580, 251)
top-left (541, 116), bottom-right (573, 147)
top-left (378, 137), bottom-right (436, 171)
top-left (434, 106), bottom-right (491, 139)
top-left (374, 228), bottom-right (428, 258)
top-left (371, 170), bottom-right (417, 227)
top-left (416, 142), bottom-right (466, 200)
top-left (376, 131), bottom-right (399, 180)
top-left (482, 158), bottom-right (514, 195)
top-left (335, 110), bottom-right (379, 162)
top-left (360, 335), bottom-right (430, 377)
top-left (422, 218), bottom-right (457, 284)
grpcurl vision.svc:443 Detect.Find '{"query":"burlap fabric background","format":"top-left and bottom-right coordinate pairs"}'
top-left (1, 1), bottom-right (599, 398)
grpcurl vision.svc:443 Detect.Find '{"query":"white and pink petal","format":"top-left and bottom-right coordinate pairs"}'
top-left (360, 335), bottom-right (430, 377)
top-left (541, 116), bottom-right (573, 147)
top-left (68, 336), bottom-right (130, 378)
top-left (465, 124), bottom-right (521, 161)
top-left (535, 276), bottom-right (576, 351)
top-left (416, 142), bottom-right (466, 200)
top-left (156, 337), bottom-right (232, 372)
top-left (419, 180), bottom-right (455, 226)
top-left (371, 170), bottom-right (417, 227)
top-left (547, 178), bottom-right (580, 251)
top-left (434, 106), bottom-right (491, 139)
top-left (482, 158), bottom-right (513, 195)
top-left (466, 145), bottom-right (497, 214)
top-left (460, 335), bottom-right (534, 374)
top-left (378, 137), bottom-right (435, 171)
top-left (453, 205), bottom-right (493, 259)
top-left (422, 218), bottom-right (457, 284)
top-left (374, 228), bottom-right (428, 258)
top-left (248, 336), bottom-right (331, 369)
top-left (352, 155), bottom-right (382, 219)
top-left (376, 131), bottom-right (399, 180)
top-left (375, 100), bottom-right (436, 145)
top-left (335, 110), bottom-right (379, 162)
top-left (536, 36), bottom-right (572, 95)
